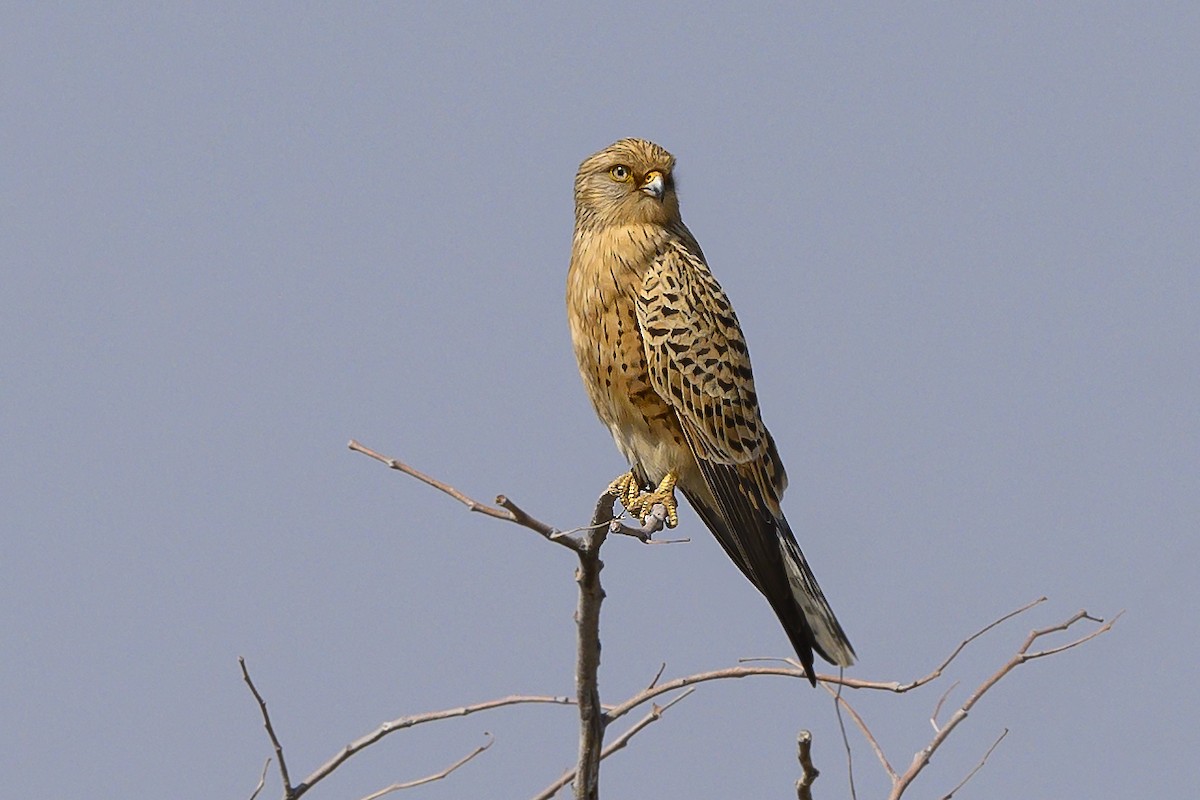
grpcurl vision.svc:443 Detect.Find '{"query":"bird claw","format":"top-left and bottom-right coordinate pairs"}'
top-left (607, 472), bottom-right (644, 510)
top-left (607, 471), bottom-right (680, 529)
top-left (629, 472), bottom-right (680, 529)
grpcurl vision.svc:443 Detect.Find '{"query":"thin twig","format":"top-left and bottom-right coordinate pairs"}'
top-left (532, 689), bottom-right (695, 800)
top-left (833, 675), bottom-right (858, 800)
top-left (823, 684), bottom-right (895, 780)
top-left (552, 520), bottom-right (616, 539)
top-left (939, 729), bottom-right (1007, 800)
top-left (247, 757), bottom-right (271, 800)
top-left (348, 440), bottom-right (580, 551)
top-left (240, 658), bottom-right (293, 798)
top-left (645, 662), bottom-right (667, 692)
top-left (358, 734), bottom-right (493, 800)
top-left (1021, 611), bottom-right (1116, 660)
top-left (930, 681), bottom-right (960, 733)
top-left (883, 597), bottom-right (1049, 692)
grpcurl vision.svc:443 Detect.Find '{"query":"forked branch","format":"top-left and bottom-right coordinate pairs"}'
top-left (815, 603), bottom-right (1119, 799)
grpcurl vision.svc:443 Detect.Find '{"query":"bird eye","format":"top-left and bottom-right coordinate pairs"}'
top-left (609, 165), bottom-right (631, 182)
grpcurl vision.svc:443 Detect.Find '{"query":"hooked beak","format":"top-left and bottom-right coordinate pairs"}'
top-left (640, 170), bottom-right (664, 199)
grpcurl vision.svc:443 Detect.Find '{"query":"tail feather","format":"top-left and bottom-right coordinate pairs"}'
top-left (776, 515), bottom-right (856, 668)
top-left (680, 467), bottom-right (855, 686)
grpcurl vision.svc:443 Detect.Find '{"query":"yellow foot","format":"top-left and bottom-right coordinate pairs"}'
top-left (629, 472), bottom-right (680, 529)
top-left (607, 471), bottom-right (645, 511)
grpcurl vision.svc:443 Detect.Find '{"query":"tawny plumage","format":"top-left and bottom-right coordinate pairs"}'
top-left (566, 138), bottom-right (855, 685)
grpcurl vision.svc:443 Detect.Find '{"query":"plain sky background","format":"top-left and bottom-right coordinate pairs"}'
top-left (3, 4), bottom-right (1196, 798)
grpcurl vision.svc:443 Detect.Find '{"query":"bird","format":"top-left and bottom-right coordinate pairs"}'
top-left (566, 138), bottom-right (855, 685)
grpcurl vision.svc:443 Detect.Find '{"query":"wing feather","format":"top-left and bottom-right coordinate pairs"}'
top-left (636, 241), bottom-right (783, 489)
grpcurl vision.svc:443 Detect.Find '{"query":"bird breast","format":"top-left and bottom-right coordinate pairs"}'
top-left (567, 224), bottom-right (692, 482)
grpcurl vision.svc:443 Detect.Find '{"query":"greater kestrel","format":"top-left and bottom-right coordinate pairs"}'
top-left (566, 138), bottom-right (855, 684)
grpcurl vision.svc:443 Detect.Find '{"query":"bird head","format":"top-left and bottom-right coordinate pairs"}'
top-left (574, 138), bottom-right (680, 229)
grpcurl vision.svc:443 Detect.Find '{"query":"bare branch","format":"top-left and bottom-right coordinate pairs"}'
top-left (348, 439), bottom-right (580, 551)
top-left (533, 689), bottom-right (695, 800)
top-left (570, 494), bottom-right (614, 799)
top-left (247, 757), bottom-right (271, 800)
top-left (240, 657), bottom-right (294, 798)
top-left (795, 730), bottom-right (818, 800)
top-left (603, 688), bottom-right (693, 757)
top-left (609, 503), bottom-right (667, 541)
top-left (823, 684), bottom-right (895, 780)
top-left (889, 608), bottom-right (1117, 799)
top-left (939, 729), bottom-right (1007, 800)
top-left (734, 598), bottom-right (1081, 697)
top-left (867, 597), bottom-right (1050, 693)
top-left (496, 494), bottom-right (568, 545)
top-left (828, 675), bottom-right (859, 800)
top-left (348, 440), bottom-right (508, 521)
top-left (605, 664), bottom-right (810, 725)
top-left (1021, 610), bottom-right (1121, 660)
top-left (358, 734), bottom-right (493, 800)
top-left (297, 694), bottom-right (575, 795)
top-left (626, 603), bottom-right (1113, 799)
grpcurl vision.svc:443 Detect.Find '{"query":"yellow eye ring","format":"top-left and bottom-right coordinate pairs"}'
top-left (609, 165), bottom-right (632, 182)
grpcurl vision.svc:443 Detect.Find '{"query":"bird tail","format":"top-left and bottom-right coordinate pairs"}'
top-left (774, 514), bottom-right (856, 671)
top-left (681, 476), bottom-right (855, 686)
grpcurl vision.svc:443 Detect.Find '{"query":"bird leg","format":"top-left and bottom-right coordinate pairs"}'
top-left (629, 471), bottom-right (680, 529)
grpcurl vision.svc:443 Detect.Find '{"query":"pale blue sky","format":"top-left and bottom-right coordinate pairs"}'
top-left (3, 4), bottom-right (1196, 798)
